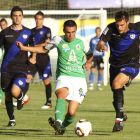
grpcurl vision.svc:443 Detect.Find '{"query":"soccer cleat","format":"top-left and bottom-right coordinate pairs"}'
top-left (7, 120), bottom-right (16, 127)
top-left (17, 98), bottom-right (24, 110)
top-left (123, 114), bottom-right (128, 122)
top-left (13, 102), bottom-right (17, 107)
top-left (112, 120), bottom-right (123, 132)
top-left (48, 117), bottom-right (63, 134)
top-left (88, 87), bottom-right (94, 90)
top-left (41, 102), bottom-right (52, 109)
top-left (24, 97), bottom-right (30, 105)
top-left (97, 87), bottom-right (103, 90)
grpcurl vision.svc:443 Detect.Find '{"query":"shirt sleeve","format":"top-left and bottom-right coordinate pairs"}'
top-left (28, 31), bottom-right (35, 46)
top-left (83, 37), bottom-right (92, 55)
top-left (0, 31), bottom-right (5, 48)
top-left (45, 28), bottom-right (52, 40)
top-left (100, 23), bottom-right (113, 43)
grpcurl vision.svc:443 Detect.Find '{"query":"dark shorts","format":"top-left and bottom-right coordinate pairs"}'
top-left (1, 72), bottom-right (27, 92)
top-left (91, 56), bottom-right (104, 70)
top-left (27, 53), bottom-right (52, 80)
top-left (110, 65), bottom-right (139, 90)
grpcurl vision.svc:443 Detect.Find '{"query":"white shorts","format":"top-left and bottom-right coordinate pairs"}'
top-left (55, 76), bottom-right (87, 104)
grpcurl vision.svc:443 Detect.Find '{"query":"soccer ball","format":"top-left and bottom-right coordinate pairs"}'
top-left (74, 119), bottom-right (92, 137)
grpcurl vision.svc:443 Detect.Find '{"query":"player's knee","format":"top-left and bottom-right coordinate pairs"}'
top-left (68, 111), bottom-right (76, 117)
top-left (112, 80), bottom-right (121, 89)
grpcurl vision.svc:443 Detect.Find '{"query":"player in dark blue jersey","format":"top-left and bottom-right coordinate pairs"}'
top-left (0, 6), bottom-right (34, 126)
top-left (0, 18), bottom-right (8, 106)
top-left (96, 11), bottom-right (140, 132)
top-left (89, 27), bottom-right (108, 91)
top-left (25, 11), bottom-right (52, 109)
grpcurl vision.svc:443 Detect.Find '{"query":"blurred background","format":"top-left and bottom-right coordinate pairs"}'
top-left (0, 0), bottom-right (140, 85)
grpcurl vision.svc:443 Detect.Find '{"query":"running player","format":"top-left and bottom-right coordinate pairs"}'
top-left (0, 18), bottom-right (8, 106)
top-left (16, 20), bottom-right (93, 135)
top-left (96, 11), bottom-right (139, 132)
top-left (0, 6), bottom-right (34, 126)
top-left (26, 11), bottom-right (52, 109)
top-left (89, 27), bottom-right (108, 90)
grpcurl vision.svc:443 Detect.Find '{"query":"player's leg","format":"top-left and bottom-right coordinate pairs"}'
top-left (97, 57), bottom-right (104, 90)
top-left (41, 78), bottom-right (52, 109)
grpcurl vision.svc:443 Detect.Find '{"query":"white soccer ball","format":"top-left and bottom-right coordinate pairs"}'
top-left (74, 119), bottom-right (92, 137)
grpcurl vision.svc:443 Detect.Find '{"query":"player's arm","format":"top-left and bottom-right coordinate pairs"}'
top-left (95, 40), bottom-right (107, 52)
top-left (84, 53), bottom-right (93, 71)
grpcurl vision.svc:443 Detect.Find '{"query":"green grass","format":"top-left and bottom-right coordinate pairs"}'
top-left (0, 82), bottom-right (140, 140)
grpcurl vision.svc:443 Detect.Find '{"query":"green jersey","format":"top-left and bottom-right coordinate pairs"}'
top-left (44, 35), bottom-right (92, 79)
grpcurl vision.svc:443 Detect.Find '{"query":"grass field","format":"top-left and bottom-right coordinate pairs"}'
top-left (0, 82), bottom-right (140, 140)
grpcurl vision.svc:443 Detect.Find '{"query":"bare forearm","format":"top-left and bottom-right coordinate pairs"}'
top-left (86, 53), bottom-right (93, 63)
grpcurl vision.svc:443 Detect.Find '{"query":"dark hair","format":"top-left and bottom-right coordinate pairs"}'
top-left (35, 11), bottom-right (44, 18)
top-left (11, 6), bottom-right (23, 17)
top-left (115, 11), bottom-right (129, 22)
top-left (0, 18), bottom-right (7, 24)
top-left (95, 27), bottom-right (101, 31)
top-left (63, 20), bottom-right (77, 30)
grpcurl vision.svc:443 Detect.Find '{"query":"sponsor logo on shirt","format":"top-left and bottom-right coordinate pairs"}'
top-left (18, 80), bottom-right (23, 85)
top-left (67, 49), bottom-right (79, 64)
top-left (6, 35), bottom-right (14, 37)
top-left (40, 31), bottom-right (43, 35)
top-left (47, 33), bottom-right (51, 37)
top-left (120, 68), bottom-right (126, 71)
top-left (103, 27), bottom-right (109, 35)
top-left (76, 44), bottom-right (81, 50)
top-left (23, 34), bottom-right (28, 39)
top-left (130, 34), bottom-right (135, 39)
top-left (62, 44), bottom-right (70, 52)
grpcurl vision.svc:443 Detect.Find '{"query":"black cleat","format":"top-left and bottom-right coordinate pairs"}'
top-left (112, 120), bottom-right (123, 132)
top-left (48, 117), bottom-right (64, 135)
top-left (7, 120), bottom-right (16, 127)
top-left (17, 98), bottom-right (24, 110)
top-left (123, 114), bottom-right (128, 122)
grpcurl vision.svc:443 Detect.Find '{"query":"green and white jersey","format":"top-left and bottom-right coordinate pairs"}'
top-left (44, 35), bottom-right (92, 79)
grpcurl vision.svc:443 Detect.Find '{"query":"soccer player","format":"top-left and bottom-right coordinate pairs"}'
top-left (26, 11), bottom-right (52, 109)
top-left (0, 18), bottom-right (8, 106)
top-left (0, 6), bottom-right (34, 126)
top-left (89, 27), bottom-right (108, 90)
top-left (16, 20), bottom-right (93, 135)
top-left (96, 11), bottom-right (139, 132)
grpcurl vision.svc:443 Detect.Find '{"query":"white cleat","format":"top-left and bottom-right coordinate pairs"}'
top-left (13, 102), bottom-right (17, 107)
top-left (88, 87), bottom-right (94, 90)
top-left (41, 103), bottom-right (52, 109)
top-left (97, 87), bottom-right (103, 90)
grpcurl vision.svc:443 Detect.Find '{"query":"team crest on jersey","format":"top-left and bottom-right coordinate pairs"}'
top-left (92, 40), bottom-right (96, 44)
top-left (103, 27), bottom-right (109, 35)
top-left (40, 31), bottom-right (44, 35)
top-left (130, 34), bottom-right (135, 39)
top-left (18, 80), bottom-right (23, 85)
top-left (23, 34), bottom-right (28, 39)
top-left (79, 88), bottom-right (85, 97)
top-left (76, 44), bottom-right (81, 50)
top-left (120, 68), bottom-right (126, 71)
top-left (62, 44), bottom-right (70, 52)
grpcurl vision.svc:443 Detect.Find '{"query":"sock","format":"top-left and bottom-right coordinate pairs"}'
top-left (113, 88), bottom-right (124, 118)
top-left (16, 92), bottom-right (23, 100)
top-left (5, 100), bottom-right (15, 120)
top-left (23, 83), bottom-right (29, 96)
top-left (62, 113), bottom-right (75, 129)
top-left (97, 74), bottom-right (102, 87)
top-left (45, 83), bottom-right (52, 103)
top-left (89, 72), bottom-right (94, 87)
top-left (55, 99), bottom-right (65, 125)
top-left (0, 89), bottom-right (4, 100)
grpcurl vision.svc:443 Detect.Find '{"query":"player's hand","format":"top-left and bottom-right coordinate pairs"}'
top-left (99, 45), bottom-right (107, 52)
top-left (29, 58), bottom-right (36, 64)
top-left (84, 62), bottom-right (91, 71)
top-left (16, 41), bottom-right (24, 50)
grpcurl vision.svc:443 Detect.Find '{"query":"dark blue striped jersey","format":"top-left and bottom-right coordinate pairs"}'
top-left (100, 22), bottom-right (140, 68)
top-left (0, 25), bottom-right (34, 73)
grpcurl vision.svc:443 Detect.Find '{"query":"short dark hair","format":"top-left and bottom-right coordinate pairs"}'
top-left (11, 6), bottom-right (23, 17)
top-left (95, 27), bottom-right (101, 31)
top-left (115, 11), bottom-right (129, 22)
top-left (63, 20), bottom-right (77, 30)
top-left (35, 11), bottom-right (44, 18)
top-left (0, 18), bottom-right (7, 24)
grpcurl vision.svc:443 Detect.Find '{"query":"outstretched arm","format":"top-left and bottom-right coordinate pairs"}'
top-left (96, 40), bottom-right (107, 52)
top-left (16, 41), bottom-right (49, 53)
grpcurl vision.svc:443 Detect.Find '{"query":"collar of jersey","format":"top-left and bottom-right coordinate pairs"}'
top-left (64, 36), bottom-right (76, 43)
top-left (10, 25), bottom-right (24, 32)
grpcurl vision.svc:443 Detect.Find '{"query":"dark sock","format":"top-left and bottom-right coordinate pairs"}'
top-left (5, 100), bottom-right (15, 120)
top-left (113, 88), bottom-right (124, 118)
top-left (16, 92), bottom-right (23, 100)
top-left (45, 83), bottom-right (52, 103)
top-left (23, 83), bottom-right (29, 96)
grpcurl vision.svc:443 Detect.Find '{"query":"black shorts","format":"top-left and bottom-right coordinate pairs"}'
top-left (91, 56), bottom-right (104, 70)
top-left (1, 72), bottom-right (27, 92)
top-left (28, 53), bottom-right (52, 80)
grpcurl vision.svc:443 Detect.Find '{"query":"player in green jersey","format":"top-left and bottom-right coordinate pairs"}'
top-left (16, 20), bottom-right (93, 135)
top-left (0, 18), bottom-right (8, 106)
